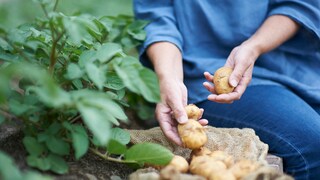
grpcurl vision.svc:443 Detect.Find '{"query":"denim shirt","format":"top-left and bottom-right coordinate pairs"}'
top-left (133, 0), bottom-right (320, 104)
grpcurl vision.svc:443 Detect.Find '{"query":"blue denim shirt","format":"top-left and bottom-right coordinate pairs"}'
top-left (133, 0), bottom-right (320, 104)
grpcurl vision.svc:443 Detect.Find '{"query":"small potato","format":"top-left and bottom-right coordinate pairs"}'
top-left (209, 151), bottom-right (234, 168)
top-left (209, 170), bottom-right (236, 180)
top-left (190, 156), bottom-right (227, 178)
top-left (190, 147), bottom-right (212, 160)
top-left (185, 104), bottom-right (202, 120)
top-left (178, 119), bottom-right (207, 149)
top-left (230, 159), bottom-right (262, 179)
top-left (167, 155), bottom-right (189, 173)
top-left (213, 67), bottom-right (235, 94)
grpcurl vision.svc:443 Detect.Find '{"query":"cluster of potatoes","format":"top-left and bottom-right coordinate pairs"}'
top-left (161, 104), bottom-right (261, 180)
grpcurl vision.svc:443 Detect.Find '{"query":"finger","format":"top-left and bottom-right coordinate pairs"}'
top-left (169, 101), bottom-right (188, 124)
top-left (158, 120), bottom-right (183, 145)
top-left (225, 47), bottom-right (238, 68)
top-left (199, 108), bottom-right (204, 119)
top-left (233, 72), bottom-right (252, 97)
top-left (204, 72), bottom-right (214, 82)
top-left (181, 84), bottom-right (188, 107)
top-left (208, 93), bottom-right (236, 103)
top-left (228, 62), bottom-right (248, 88)
top-left (203, 82), bottom-right (216, 94)
top-left (198, 119), bottom-right (208, 126)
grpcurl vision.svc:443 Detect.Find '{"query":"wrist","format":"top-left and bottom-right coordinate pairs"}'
top-left (241, 38), bottom-right (263, 58)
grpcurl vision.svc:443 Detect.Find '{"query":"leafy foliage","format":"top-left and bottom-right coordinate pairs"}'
top-left (0, 0), bottom-right (171, 176)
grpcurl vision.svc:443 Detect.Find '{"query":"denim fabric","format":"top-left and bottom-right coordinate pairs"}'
top-left (197, 85), bottom-right (320, 180)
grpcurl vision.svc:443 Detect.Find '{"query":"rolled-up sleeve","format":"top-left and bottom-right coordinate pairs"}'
top-left (133, 0), bottom-right (183, 65)
top-left (268, 0), bottom-right (320, 39)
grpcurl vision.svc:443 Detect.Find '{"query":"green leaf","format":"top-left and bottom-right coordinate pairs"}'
top-left (114, 57), bottom-right (160, 103)
top-left (125, 143), bottom-right (173, 165)
top-left (23, 136), bottom-right (46, 156)
top-left (85, 62), bottom-right (106, 90)
top-left (0, 151), bottom-right (23, 180)
top-left (47, 154), bottom-right (68, 174)
top-left (96, 43), bottom-right (122, 63)
top-left (138, 68), bottom-right (161, 102)
top-left (47, 122), bottom-right (62, 135)
top-left (110, 128), bottom-right (130, 145)
top-left (46, 136), bottom-right (70, 156)
top-left (77, 102), bottom-right (111, 145)
top-left (27, 85), bottom-right (72, 108)
top-left (63, 15), bottom-right (92, 46)
top-left (105, 71), bottom-right (125, 90)
top-left (65, 63), bottom-right (83, 80)
top-left (72, 79), bottom-right (83, 89)
top-left (8, 99), bottom-right (31, 116)
top-left (26, 155), bottom-right (51, 171)
top-left (23, 171), bottom-right (53, 180)
top-left (71, 125), bottom-right (89, 159)
top-left (79, 50), bottom-right (96, 67)
top-left (106, 139), bottom-right (127, 155)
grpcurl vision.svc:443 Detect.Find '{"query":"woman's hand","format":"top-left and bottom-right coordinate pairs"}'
top-left (156, 78), bottom-right (208, 145)
top-left (203, 42), bottom-right (260, 103)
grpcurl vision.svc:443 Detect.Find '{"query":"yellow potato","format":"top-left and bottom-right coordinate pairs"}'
top-left (185, 104), bottom-right (202, 120)
top-left (209, 150), bottom-right (234, 168)
top-left (190, 156), bottom-right (227, 178)
top-left (167, 155), bottom-right (189, 173)
top-left (230, 159), bottom-right (262, 179)
top-left (178, 119), bottom-right (207, 149)
top-left (213, 67), bottom-right (235, 94)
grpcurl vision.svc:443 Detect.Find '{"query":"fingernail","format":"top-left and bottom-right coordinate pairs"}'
top-left (177, 117), bottom-right (188, 124)
top-left (230, 79), bottom-right (238, 87)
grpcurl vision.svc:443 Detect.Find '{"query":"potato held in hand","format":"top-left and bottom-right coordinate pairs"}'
top-left (185, 104), bottom-right (202, 120)
top-left (213, 67), bottom-right (235, 94)
top-left (178, 119), bottom-right (207, 149)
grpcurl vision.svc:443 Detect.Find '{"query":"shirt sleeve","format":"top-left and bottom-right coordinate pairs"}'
top-left (133, 0), bottom-right (183, 66)
top-left (268, 0), bottom-right (320, 39)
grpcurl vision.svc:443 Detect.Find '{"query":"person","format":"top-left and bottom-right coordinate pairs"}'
top-left (133, 0), bottom-right (320, 179)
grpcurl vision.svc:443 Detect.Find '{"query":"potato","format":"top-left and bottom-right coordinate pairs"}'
top-left (209, 170), bottom-right (236, 180)
top-left (213, 67), bottom-right (235, 94)
top-left (185, 104), bottom-right (202, 120)
top-left (230, 160), bottom-right (262, 179)
top-left (178, 119), bottom-right (207, 149)
top-left (167, 155), bottom-right (189, 173)
top-left (209, 151), bottom-right (234, 168)
top-left (190, 156), bottom-right (227, 178)
top-left (190, 147), bottom-right (212, 159)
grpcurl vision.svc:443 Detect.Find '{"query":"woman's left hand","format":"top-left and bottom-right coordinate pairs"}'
top-left (203, 42), bottom-right (261, 103)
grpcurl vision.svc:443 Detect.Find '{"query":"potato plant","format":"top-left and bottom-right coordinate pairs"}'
top-left (0, 0), bottom-right (173, 178)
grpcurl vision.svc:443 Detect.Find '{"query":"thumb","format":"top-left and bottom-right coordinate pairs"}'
top-left (173, 105), bottom-right (188, 124)
top-left (228, 63), bottom-right (247, 87)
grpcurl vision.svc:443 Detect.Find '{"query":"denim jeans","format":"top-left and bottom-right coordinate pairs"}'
top-left (196, 85), bottom-right (320, 180)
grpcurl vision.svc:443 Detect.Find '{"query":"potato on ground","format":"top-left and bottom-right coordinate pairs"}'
top-left (190, 156), bottom-right (227, 178)
top-left (167, 155), bottom-right (189, 173)
top-left (190, 147), bottom-right (212, 160)
top-left (230, 159), bottom-right (262, 179)
top-left (209, 150), bottom-right (234, 168)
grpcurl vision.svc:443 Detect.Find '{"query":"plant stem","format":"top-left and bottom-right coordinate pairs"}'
top-left (49, 31), bottom-right (65, 74)
top-left (90, 148), bottom-right (137, 164)
top-left (53, 0), bottom-right (59, 11)
top-left (69, 115), bottom-right (81, 124)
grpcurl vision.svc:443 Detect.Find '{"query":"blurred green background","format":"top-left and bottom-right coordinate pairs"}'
top-left (0, 0), bottom-right (133, 28)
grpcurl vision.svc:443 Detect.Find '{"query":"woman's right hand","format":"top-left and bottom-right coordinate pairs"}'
top-left (156, 77), bottom-right (208, 146)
